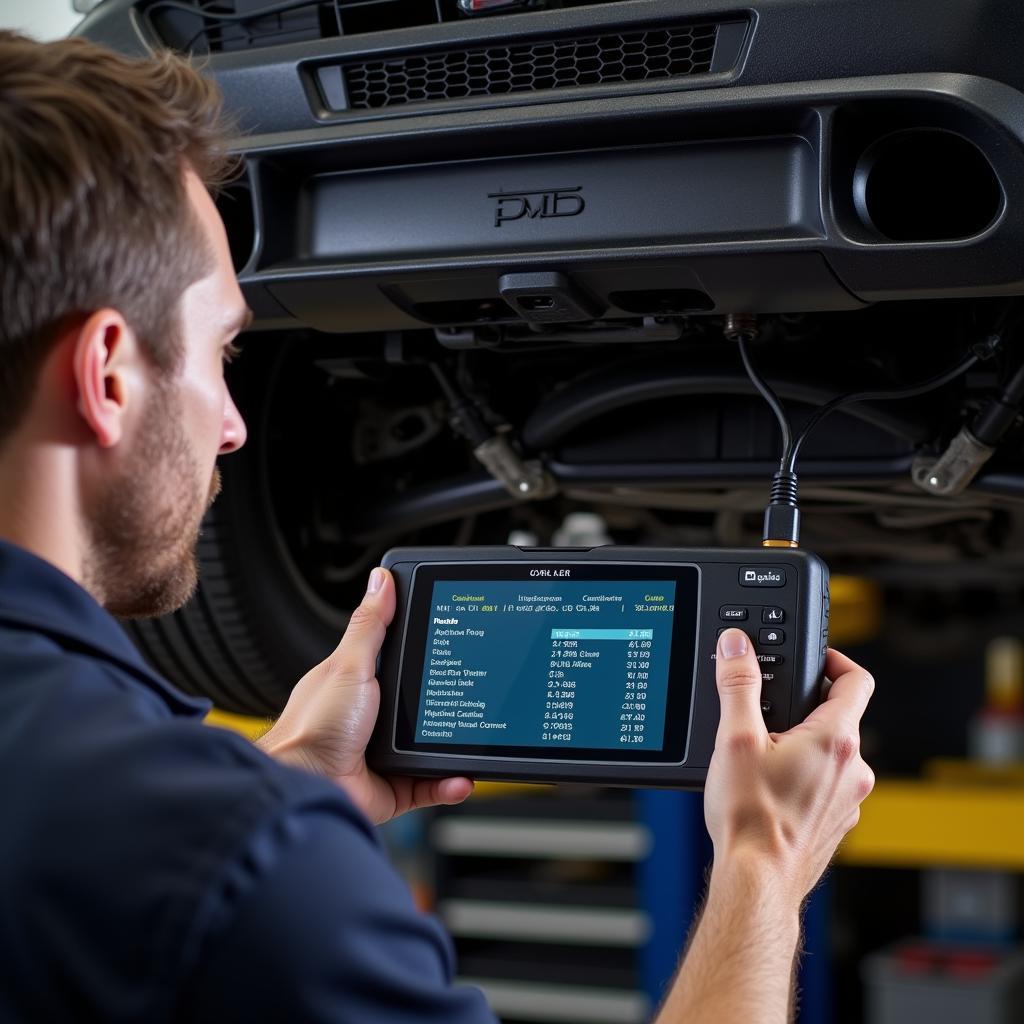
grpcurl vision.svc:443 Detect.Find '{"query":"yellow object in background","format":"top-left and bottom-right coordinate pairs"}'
top-left (969, 636), bottom-right (1024, 763)
top-left (839, 777), bottom-right (1024, 869)
top-left (983, 636), bottom-right (1024, 712)
top-left (828, 575), bottom-right (881, 649)
top-left (205, 707), bottom-right (273, 741)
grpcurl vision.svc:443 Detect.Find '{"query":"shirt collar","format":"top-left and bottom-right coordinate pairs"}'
top-left (0, 539), bottom-right (210, 717)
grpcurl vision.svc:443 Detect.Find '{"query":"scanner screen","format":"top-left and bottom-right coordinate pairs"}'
top-left (415, 579), bottom-right (675, 750)
top-left (395, 563), bottom-right (699, 764)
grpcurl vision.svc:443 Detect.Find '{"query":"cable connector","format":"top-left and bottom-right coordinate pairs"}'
top-left (971, 332), bottom-right (1003, 362)
top-left (913, 355), bottom-right (1024, 496)
top-left (431, 361), bottom-right (555, 500)
top-left (762, 471), bottom-right (801, 548)
top-left (912, 428), bottom-right (994, 497)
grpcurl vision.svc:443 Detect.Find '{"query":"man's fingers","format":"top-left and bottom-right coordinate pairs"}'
top-left (823, 647), bottom-right (870, 686)
top-left (803, 647), bottom-right (875, 735)
top-left (409, 776), bottom-right (475, 812)
top-left (715, 628), bottom-right (768, 742)
top-left (328, 567), bottom-right (397, 681)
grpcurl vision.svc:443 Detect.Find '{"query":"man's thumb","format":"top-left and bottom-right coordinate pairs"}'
top-left (715, 628), bottom-right (766, 737)
top-left (330, 568), bottom-right (396, 671)
top-left (356, 567), bottom-right (396, 628)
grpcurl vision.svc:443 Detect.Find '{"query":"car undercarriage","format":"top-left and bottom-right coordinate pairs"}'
top-left (80, 0), bottom-right (1024, 713)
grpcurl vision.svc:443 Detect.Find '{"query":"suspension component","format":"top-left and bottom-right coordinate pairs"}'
top-left (431, 362), bottom-right (556, 501)
top-left (473, 434), bottom-right (555, 500)
top-left (914, 357), bottom-right (1024, 496)
top-left (913, 429), bottom-right (995, 496)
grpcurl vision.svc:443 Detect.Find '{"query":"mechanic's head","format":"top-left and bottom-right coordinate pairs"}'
top-left (0, 31), bottom-right (248, 617)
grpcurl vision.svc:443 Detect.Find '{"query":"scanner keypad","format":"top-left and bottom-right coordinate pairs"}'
top-left (713, 571), bottom-right (800, 727)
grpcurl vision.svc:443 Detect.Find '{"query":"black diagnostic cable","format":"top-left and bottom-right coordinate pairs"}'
top-left (736, 327), bottom-right (994, 548)
top-left (428, 362), bottom-right (492, 448)
top-left (916, 323), bottom-right (1024, 495)
top-left (784, 350), bottom-right (981, 474)
top-left (735, 335), bottom-right (800, 549)
top-left (430, 362), bottom-right (555, 499)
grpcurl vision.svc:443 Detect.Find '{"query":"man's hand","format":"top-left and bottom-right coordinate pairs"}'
top-left (257, 567), bottom-right (474, 824)
top-left (705, 628), bottom-right (875, 905)
top-left (656, 629), bottom-right (874, 1024)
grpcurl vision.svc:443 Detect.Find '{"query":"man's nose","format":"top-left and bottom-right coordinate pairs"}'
top-left (220, 391), bottom-right (247, 454)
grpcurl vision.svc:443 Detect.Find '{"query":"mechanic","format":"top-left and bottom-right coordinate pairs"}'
top-left (0, 31), bottom-right (875, 1024)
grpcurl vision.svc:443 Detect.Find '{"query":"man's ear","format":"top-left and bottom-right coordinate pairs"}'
top-left (72, 310), bottom-right (140, 449)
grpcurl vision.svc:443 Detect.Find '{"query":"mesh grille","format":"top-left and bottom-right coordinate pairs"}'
top-left (343, 24), bottom-right (719, 110)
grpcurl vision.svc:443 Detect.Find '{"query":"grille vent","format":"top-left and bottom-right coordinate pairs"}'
top-left (146, 0), bottom-right (630, 54)
top-left (342, 23), bottom-right (719, 110)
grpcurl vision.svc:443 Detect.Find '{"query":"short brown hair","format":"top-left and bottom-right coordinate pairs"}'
top-left (0, 31), bottom-right (236, 442)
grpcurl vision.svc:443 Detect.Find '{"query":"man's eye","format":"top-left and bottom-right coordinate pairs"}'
top-left (222, 341), bottom-right (242, 364)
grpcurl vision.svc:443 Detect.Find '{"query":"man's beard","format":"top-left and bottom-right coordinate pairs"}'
top-left (82, 385), bottom-right (221, 619)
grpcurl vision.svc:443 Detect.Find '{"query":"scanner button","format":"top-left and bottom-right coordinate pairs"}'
top-left (762, 606), bottom-right (785, 624)
top-left (717, 626), bottom-right (750, 638)
top-left (760, 700), bottom-right (773, 715)
top-left (739, 566), bottom-right (786, 587)
top-left (759, 628), bottom-right (785, 645)
top-left (720, 606), bottom-right (748, 621)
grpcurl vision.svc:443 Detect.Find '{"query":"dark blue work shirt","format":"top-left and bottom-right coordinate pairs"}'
top-left (0, 540), bottom-right (495, 1023)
